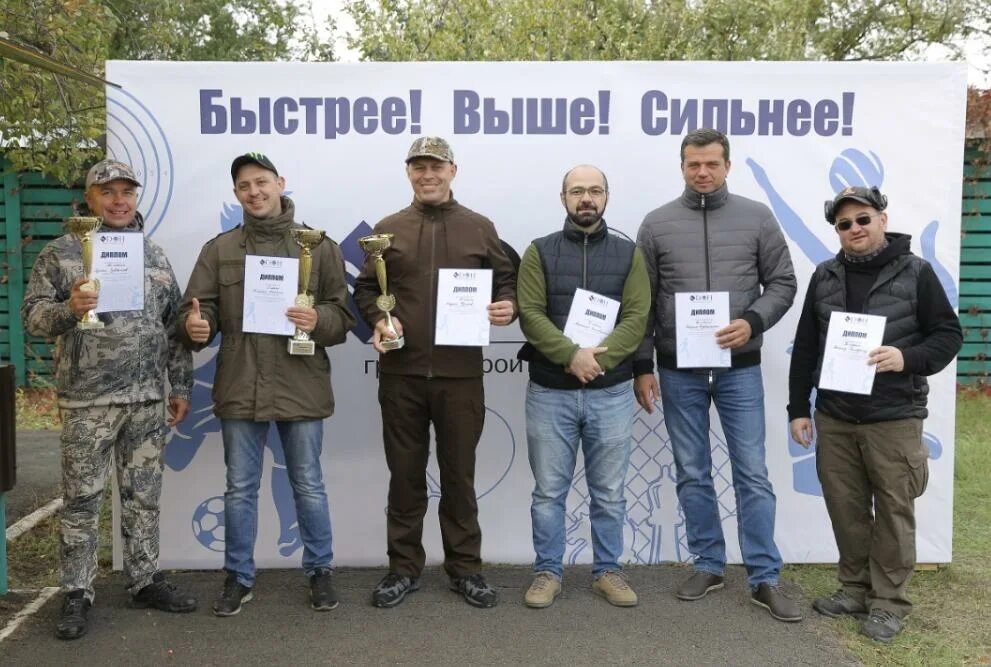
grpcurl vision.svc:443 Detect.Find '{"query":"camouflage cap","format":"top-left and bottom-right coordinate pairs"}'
top-left (405, 136), bottom-right (454, 163)
top-left (85, 159), bottom-right (142, 189)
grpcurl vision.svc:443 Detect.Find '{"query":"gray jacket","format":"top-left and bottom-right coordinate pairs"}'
top-left (22, 215), bottom-right (192, 408)
top-left (634, 184), bottom-right (796, 372)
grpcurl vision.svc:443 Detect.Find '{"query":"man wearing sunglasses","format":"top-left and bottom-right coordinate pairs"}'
top-left (788, 186), bottom-right (962, 642)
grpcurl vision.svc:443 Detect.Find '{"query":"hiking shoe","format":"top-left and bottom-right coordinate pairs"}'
top-left (450, 573), bottom-right (498, 608)
top-left (372, 572), bottom-right (419, 608)
top-left (55, 590), bottom-right (90, 640)
top-left (676, 571), bottom-right (724, 601)
top-left (212, 574), bottom-right (253, 617)
top-left (309, 568), bottom-right (339, 611)
top-left (131, 572), bottom-right (198, 613)
top-left (524, 572), bottom-right (561, 608)
top-left (751, 583), bottom-right (803, 622)
top-left (861, 608), bottom-right (903, 643)
top-left (593, 571), bottom-right (638, 607)
top-left (812, 589), bottom-right (868, 618)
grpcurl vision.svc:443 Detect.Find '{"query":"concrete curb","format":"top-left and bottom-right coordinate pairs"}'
top-left (5, 498), bottom-right (62, 542)
top-left (0, 587), bottom-right (59, 643)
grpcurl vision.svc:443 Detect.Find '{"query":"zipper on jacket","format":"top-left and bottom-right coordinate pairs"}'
top-left (582, 235), bottom-right (589, 288)
top-left (427, 214), bottom-right (437, 379)
top-left (708, 370), bottom-right (714, 393)
top-left (701, 194), bottom-right (712, 291)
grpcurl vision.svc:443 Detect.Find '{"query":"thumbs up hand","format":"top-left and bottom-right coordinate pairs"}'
top-left (185, 297), bottom-right (211, 343)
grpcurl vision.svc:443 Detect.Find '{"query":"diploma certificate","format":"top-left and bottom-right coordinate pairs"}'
top-left (435, 268), bottom-right (493, 346)
top-left (242, 255), bottom-right (298, 336)
top-left (675, 291), bottom-right (731, 368)
top-left (819, 311), bottom-right (886, 395)
top-left (92, 231), bottom-right (144, 313)
top-left (563, 288), bottom-right (620, 348)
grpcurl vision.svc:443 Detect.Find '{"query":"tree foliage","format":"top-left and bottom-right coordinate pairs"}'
top-left (0, 0), bottom-right (323, 184)
top-left (344, 0), bottom-right (987, 63)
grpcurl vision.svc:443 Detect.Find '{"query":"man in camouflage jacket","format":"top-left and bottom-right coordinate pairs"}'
top-left (22, 159), bottom-right (196, 640)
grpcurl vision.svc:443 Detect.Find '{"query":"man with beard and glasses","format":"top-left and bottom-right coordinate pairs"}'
top-left (516, 164), bottom-right (649, 608)
top-left (179, 153), bottom-right (354, 616)
top-left (634, 129), bottom-right (801, 622)
top-left (789, 186), bottom-right (961, 642)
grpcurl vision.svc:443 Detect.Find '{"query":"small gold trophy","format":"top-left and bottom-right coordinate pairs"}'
top-left (65, 216), bottom-right (105, 330)
top-left (358, 233), bottom-right (404, 350)
top-left (287, 228), bottom-right (326, 355)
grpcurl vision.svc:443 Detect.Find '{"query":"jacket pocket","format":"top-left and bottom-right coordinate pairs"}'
top-left (218, 264), bottom-right (245, 323)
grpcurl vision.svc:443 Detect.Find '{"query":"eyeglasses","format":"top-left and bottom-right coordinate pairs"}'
top-left (565, 186), bottom-right (607, 198)
top-left (834, 213), bottom-right (877, 232)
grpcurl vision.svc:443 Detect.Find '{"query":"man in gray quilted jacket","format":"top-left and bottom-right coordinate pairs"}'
top-left (633, 129), bottom-right (800, 622)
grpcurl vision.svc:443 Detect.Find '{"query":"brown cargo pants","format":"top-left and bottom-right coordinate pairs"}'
top-left (814, 410), bottom-right (929, 618)
top-left (378, 374), bottom-right (486, 579)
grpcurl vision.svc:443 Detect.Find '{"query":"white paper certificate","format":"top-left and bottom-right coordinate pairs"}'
top-left (675, 291), bottom-right (731, 368)
top-left (819, 311), bottom-right (887, 395)
top-left (242, 255), bottom-right (298, 336)
top-left (92, 232), bottom-right (144, 313)
top-left (435, 268), bottom-right (493, 346)
top-left (563, 288), bottom-right (620, 348)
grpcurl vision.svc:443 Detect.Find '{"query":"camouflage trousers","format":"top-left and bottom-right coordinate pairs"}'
top-left (60, 400), bottom-right (167, 602)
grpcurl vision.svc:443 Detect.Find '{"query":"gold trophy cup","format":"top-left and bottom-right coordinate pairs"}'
top-left (65, 216), bottom-right (105, 330)
top-left (287, 228), bottom-right (326, 355)
top-left (358, 233), bottom-right (404, 350)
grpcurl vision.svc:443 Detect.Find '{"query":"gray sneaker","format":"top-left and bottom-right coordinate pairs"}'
top-left (813, 589), bottom-right (868, 618)
top-left (676, 571), bottom-right (724, 601)
top-left (751, 583), bottom-right (803, 622)
top-left (861, 608), bottom-right (903, 643)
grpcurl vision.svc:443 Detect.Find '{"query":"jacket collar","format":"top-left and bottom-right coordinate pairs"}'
top-left (562, 216), bottom-right (609, 242)
top-left (411, 192), bottom-right (459, 214)
top-left (98, 211), bottom-right (144, 233)
top-left (240, 196), bottom-right (295, 245)
top-left (680, 183), bottom-right (730, 211)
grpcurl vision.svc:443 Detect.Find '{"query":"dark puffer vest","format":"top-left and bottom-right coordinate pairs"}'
top-left (527, 221), bottom-right (635, 390)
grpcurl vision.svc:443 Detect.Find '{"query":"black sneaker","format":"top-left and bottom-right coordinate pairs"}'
top-left (675, 571), bottom-right (724, 601)
top-left (861, 608), bottom-right (903, 643)
top-left (212, 574), bottom-right (253, 617)
top-left (55, 590), bottom-right (90, 640)
top-left (751, 583), bottom-right (804, 623)
top-left (450, 573), bottom-right (498, 608)
top-left (310, 568), bottom-right (339, 611)
top-left (131, 572), bottom-right (198, 613)
top-left (372, 572), bottom-right (420, 608)
top-left (812, 589), bottom-right (868, 618)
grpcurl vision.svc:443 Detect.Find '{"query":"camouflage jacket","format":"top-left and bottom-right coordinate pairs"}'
top-left (22, 215), bottom-right (192, 408)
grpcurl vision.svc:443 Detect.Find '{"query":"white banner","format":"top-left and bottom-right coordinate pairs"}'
top-left (104, 61), bottom-right (966, 569)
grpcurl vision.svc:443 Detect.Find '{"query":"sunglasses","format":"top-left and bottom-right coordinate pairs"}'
top-left (834, 213), bottom-right (877, 232)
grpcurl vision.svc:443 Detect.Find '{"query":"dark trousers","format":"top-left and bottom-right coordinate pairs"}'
top-left (814, 411), bottom-right (929, 618)
top-left (378, 374), bottom-right (485, 579)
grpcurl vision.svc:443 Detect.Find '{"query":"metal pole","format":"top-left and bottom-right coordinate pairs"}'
top-left (0, 493), bottom-right (7, 595)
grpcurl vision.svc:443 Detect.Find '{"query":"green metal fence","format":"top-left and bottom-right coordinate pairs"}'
top-left (0, 158), bottom-right (84, 387)
top-left (960, 144), bottom-right (991, 385)
top-left (2, 147), bottom-right (991, 387)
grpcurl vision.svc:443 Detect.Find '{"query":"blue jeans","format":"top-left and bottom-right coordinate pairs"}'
top-left (526, 380), bottom-right (635, 579)
top-left (658, 366), bottom-right (782, 587)
top-left (221, 419), bottom-right (333, 587)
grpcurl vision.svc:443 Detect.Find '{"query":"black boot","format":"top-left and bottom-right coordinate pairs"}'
top-left (55, 590), bottom-right (91, 640)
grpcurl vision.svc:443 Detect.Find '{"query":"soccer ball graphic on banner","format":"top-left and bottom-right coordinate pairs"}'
top-left (192, 496), bottom-right (226, 553)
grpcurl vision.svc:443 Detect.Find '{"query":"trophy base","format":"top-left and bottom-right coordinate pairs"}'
top-left (381, 335), bottom-right (405, 351)
top-left (288, 338), bottom-right (316, 355)
top-left (78, 319), bottom-right (105, 330)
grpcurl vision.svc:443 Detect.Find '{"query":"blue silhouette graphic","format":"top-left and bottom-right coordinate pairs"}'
top-left (749, 148), bottom-right (948, 497)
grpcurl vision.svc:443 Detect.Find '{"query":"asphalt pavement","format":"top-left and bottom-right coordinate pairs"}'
top-left (3, 430), bottom-right (61, 528)
top-left (0, 565), bottom-right (856, 666)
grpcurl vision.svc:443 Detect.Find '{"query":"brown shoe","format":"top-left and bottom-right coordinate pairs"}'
top-left (676, 571), bottom-right (724, 601)
top-left (593, 571), bottom-right (638, 607)
top-left (524, 572), bottom-right (561, 608)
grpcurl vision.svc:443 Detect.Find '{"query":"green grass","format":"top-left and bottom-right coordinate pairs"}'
top-left (789, 390), bottom-right (991, 665)
top-left (14, 387), bottom-right (60, 431)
